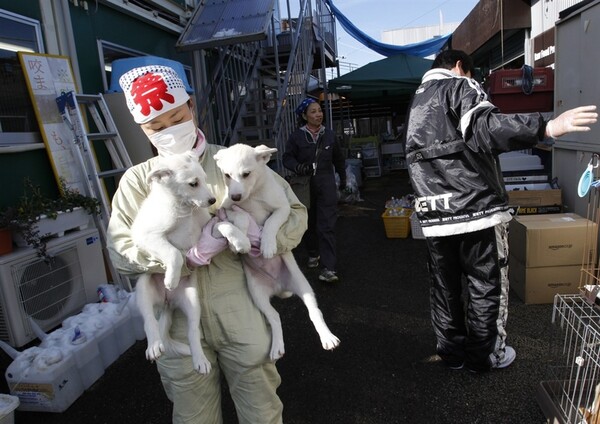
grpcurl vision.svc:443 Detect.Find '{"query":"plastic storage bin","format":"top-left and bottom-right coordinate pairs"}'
top-left (487, 67), bottom-right (554, 113)
top-left (382, 208), bottom-right (412, 238)
top-left (410, 212), bottom-right (425, 239)
top-left (5, 346), bottom-right (84, 412)
top-left (0, 394), bottom-right (19, 424)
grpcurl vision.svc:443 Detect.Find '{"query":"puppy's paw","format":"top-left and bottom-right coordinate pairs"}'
top-left (193, 356), bottom-right (212, 375)
top-left (163, 277), bottom-right (180, 291)
top-left (260, 242), bottom-right (277, 259)
top-left (269, 338), bottom-right (285, 361)
top-left (229, 236), bottom-right (251, 254)
top-left (320, 333), bottom-right (340, 351)
top-left (146, 340), bottom-right (165, 361)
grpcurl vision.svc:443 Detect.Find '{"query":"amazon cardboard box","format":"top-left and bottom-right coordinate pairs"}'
top-left (509, 255), bottom-right (581, 304)
top-left (509, 213), bottom-right (597, 268)
top-left (508, 213), bottom-right (598, 304)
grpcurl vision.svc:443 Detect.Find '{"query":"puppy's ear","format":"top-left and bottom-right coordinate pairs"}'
top-left (255, 144), bottom-right (278, 154)
top-left (213, 149), bottom-right (225, 164)
top-left (185, 149), bottom-right (201, 162)
top-left (254, 145), bottom-right (278, 163)
top-left (146, 167), bottom-right (173, 184)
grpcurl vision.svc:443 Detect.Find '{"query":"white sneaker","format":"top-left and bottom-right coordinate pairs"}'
top-left (307, 256), bottom-right (320, 268)
top-left (319, 268), bottom-right (339, 282)
top-left (492, 346), bottom-right (516, 369)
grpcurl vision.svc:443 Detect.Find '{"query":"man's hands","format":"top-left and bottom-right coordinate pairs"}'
top-left (546, 105), bottom-right (598, 138)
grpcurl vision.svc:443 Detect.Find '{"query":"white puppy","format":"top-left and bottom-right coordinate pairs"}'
top-left (213, 144), bottom-right (340, 360)
top-left (131, 151), bottom-right (215, 374)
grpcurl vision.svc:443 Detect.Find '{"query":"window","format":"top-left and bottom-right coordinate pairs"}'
top-left (0, 9), bottom-right (44, 144)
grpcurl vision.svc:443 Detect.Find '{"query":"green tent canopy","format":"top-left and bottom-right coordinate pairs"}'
top-left (328, 53), bottom-right (433, 100)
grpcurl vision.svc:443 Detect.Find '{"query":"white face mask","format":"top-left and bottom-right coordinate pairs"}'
top-left (148, 119), bottom-right (197, 156)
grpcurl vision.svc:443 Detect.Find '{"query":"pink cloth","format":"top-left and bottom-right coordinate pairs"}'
top-left (186, 206), bottom-right (263, 267)
top-left (186, 216), bottom-right (227, 267)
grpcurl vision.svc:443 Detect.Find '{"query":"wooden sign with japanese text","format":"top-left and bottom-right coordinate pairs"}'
top-left (18, 52), bottom-right (87, 194)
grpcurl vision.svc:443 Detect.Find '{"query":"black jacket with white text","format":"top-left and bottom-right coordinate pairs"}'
top-left (404, 68), bottom-right (548, 237)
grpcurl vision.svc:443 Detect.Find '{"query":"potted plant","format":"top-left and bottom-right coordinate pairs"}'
top-left (0, 208), bottom-right (14, 256)
top-left (0, 178), bottom-right (101, 261)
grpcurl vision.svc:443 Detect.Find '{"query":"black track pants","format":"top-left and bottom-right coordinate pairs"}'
top-left (425, 223), bottom-right (509, 371)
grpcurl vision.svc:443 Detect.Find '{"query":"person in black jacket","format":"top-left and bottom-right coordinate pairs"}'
top-left (283, 98), bottom-right (347, 282)
top-left (405, 49), bottom-right (597, 372)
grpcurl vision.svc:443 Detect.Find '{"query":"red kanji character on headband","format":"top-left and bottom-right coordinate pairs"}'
top-left (130, 72), bottom-right (175, 119)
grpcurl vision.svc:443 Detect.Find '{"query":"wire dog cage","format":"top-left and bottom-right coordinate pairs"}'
top-left (537, 154), bottom-right (600, 424)
top-left (538, 295), bottom-right (600, 423)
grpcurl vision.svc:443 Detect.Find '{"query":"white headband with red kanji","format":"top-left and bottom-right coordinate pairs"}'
top-left (119, 65), bottom-right (190, 124)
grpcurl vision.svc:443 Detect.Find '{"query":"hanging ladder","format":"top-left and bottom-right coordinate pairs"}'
top-left (56, 91), bottom-right (133, 291)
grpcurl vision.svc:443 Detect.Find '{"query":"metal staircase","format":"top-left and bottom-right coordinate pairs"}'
top-left (191, 0), bottom-right (337, 172)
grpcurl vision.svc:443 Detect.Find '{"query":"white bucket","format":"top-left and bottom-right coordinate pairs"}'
top-left (0, 394), bottom-right (19, 424)
top-left (63, 310), bottom-right (120, 369)
top-left (5, 346), bottom-right (84, 413)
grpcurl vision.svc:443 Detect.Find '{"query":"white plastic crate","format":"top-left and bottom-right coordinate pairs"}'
top-left (410, 212), bottom-right (424, 239)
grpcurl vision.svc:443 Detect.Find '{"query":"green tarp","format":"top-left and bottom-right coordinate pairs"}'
top-left (328, 53), bottom-right (433, 100)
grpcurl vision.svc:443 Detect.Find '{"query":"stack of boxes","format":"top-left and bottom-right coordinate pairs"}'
top-left (509, 213), bottom-right (598, 304)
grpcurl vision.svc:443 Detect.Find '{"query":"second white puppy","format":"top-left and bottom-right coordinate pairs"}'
top-left (131, 151), bottom-right (215, 374)
top-left (213, 143), bottom-right (340, 360)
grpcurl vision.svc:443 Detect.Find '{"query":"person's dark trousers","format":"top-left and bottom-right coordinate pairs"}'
top-left (304, 173), bottom-right (338, 272)
top-left (425, 223), bottom-right (509, 372)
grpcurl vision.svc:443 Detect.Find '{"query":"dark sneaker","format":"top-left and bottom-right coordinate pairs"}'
top-left (307, 256), bottom-right (320, 268)
top-left (447, 362), bottom-right (464, 370)
top-left (319, 269), bottom-right (338, 282)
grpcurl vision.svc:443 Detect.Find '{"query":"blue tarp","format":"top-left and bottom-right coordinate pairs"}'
top-left (324, 0), bottom-right (451, 58)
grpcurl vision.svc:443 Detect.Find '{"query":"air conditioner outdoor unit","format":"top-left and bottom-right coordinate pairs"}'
top-left (0, 228), bottom-right (107, 347)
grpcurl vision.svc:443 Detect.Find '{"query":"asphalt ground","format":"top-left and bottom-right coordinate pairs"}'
top-left (1, 170), bottom-right (555, 423)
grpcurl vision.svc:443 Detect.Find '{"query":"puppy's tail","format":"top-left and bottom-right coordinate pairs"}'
top-left (158, 310), bottom-right (192, 357)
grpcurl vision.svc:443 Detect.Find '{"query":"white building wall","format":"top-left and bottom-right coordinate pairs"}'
top-left (381, 23), bottom-right (458, 45)
top-left (531, 0), bottom-right (585, 38)
top-left (381, 23), bottom-right (459, 58)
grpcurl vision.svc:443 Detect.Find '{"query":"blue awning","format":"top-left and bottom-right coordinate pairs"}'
top-left (324, 0), bottom-right (450, 58)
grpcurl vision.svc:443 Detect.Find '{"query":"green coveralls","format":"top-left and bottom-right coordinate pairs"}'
top-left (107, 143), bottom-right (308, 423)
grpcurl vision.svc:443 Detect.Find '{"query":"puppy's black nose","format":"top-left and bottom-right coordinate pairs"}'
top-left (231, 194), bottom-right (242, 202)
top-left (208, 198), bottom-right (216, 205)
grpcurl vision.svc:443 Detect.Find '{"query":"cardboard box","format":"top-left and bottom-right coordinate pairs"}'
top-left (507, 188), bottom-right (562, 208)
top-left (514, 205), bottom-right (562, 216)
top-left (509, 255), bottom-right (581, 304)
top-left (509, 213), bottom-right (597, 268)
